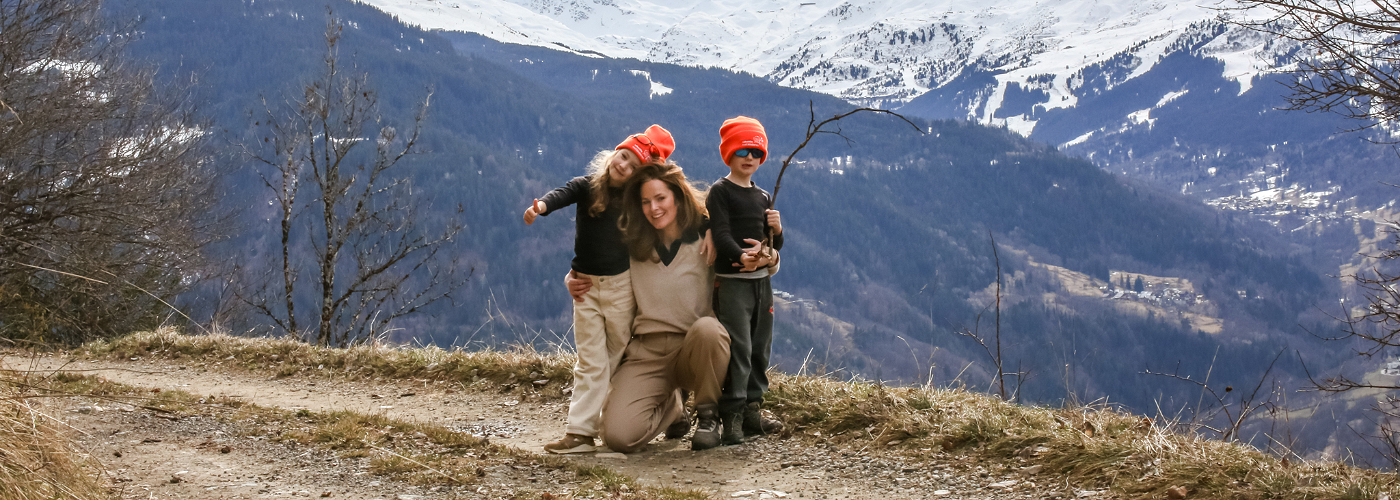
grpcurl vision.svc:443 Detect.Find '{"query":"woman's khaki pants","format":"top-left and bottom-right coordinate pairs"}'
top-left (602, 317), bottom-right (730, 453)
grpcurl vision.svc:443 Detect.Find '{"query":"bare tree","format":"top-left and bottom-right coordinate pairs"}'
top-left (1233, 0), bottom-right (1400, 133)
top-left (0, 0), bottom-right (216, 344)
top-left (243, 16), bottom-right (467, 347)
top-left (1300, 252), bottom-right (1400, 462)
top-left (1235, 0), bottom-right (1400, 464)
top-left (1234, 0), bottom-right (1400, 379)
top-left (955, 232), bottom-right (1030, 401)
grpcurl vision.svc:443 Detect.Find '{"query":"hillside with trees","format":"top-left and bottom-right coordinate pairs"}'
top-left (0, 0), bottom-right (1363, 459)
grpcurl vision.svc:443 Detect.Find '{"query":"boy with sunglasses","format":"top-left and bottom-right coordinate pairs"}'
top-left (704, 115), bottom-right (786, 447)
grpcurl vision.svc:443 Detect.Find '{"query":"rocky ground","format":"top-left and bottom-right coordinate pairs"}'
top-left (5, 352), bottom-right (1114, 500)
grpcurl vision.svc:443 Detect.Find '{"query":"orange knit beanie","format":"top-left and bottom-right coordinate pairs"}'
top-left (616, 124), bottom-right (675, 164)
top-left (718, 116), bottom-right (768, 164)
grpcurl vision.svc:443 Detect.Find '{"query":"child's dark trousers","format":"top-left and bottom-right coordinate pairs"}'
top-left (715, 275), bottom-right (774, 415)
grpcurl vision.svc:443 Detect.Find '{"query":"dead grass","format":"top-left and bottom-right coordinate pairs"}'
top-left (769, 371), bottom-right (1399, 499)
top-left (82, 327), bottom-right (575, 395)
top-left (73, 329), bottom-right (1400, 499)
top-left (31, 368), bottom-right (707, 500)
top-left (0, 370), bottom-right (107, 500)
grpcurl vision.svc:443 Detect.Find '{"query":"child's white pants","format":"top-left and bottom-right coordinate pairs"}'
top-left (564, 269), bottom-right (636, 437)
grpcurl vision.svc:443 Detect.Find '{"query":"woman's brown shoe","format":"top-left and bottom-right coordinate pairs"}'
top-left (543, 433), bottom-right (596, 454)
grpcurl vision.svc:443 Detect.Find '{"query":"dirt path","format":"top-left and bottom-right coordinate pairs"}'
top-left (7, 352), bottom-right (1086, 500)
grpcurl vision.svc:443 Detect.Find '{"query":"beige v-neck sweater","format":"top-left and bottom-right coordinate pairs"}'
top-left (630, 238), bottom-right (715, 336)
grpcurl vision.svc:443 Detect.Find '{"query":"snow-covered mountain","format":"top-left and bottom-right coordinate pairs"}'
top-left (367, 0), bottom-right (1400, 255)
top-left (360, 0), bottom-right (1284, 134)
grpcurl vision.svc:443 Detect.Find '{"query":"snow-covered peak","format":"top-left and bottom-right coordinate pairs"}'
top-left (362, 0), bottom-right (1279, 126)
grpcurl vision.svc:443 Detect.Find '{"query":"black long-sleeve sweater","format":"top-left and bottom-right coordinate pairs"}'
top-left (706, 177), bottom-right (783, 275)
top-left (538, 176), bottom-right (629, 276)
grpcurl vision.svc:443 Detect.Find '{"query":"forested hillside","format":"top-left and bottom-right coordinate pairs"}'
top-left (110, 0), bottom-right (1339, 429)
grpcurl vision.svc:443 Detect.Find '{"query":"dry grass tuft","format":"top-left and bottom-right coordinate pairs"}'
top-left (768, 371), bottom-right (1399, 499)
top-left (0, 369), bottom-right (106, 500)
top-left (83, 327), bottom-right (575, 395)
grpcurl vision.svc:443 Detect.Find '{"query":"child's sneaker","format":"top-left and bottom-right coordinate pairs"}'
top-left (743, 401), bottom-right (784, 435)
top-left (543, 433), bottom-right (596, 454)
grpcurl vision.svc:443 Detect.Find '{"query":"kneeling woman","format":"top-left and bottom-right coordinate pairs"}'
top-left (603, 162), bottom-right (732, 452)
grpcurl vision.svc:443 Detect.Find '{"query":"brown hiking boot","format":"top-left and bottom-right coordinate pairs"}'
top-left (691, 405), bottom-right (721, 450)
top-left (743, 401), bottom-right (784, 435)
top-left (543, 433), bottom-right (595, 454)
top-left (721, 411), bottom-right (744, 445)
top-left (665, 407), bottom-right (693, 439)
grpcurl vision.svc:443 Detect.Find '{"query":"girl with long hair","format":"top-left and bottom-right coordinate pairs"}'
top-left (523, 125), bottom-right (674, 454)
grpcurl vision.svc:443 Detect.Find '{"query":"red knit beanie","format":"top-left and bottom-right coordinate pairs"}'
top-left (718, 116), bottom-right (768, 165)
top-left (616, 124), bottom-right (675, 164)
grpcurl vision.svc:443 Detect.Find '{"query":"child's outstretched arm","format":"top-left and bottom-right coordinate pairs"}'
top-left (524, 177), bottom-right (590, 225)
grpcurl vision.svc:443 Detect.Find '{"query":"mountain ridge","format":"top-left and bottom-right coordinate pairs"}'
top-left (360, 0), bottom-right (1281, 123)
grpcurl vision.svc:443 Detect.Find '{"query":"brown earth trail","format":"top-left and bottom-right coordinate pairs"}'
top-left (5, 352), bottom-right (1085, 500)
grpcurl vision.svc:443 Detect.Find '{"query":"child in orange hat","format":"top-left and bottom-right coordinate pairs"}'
top-left (705, 116), bottom-right (786, 447)
top-left (524, 124), bottom-right (675, 454)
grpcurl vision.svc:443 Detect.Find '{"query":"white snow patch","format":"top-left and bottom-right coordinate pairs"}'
top-left (1061, 130), bottom-right (1095, 148)
top-left (1198, 27), bottom-right (1278, 95)
top-left (108, 126), bottom-right (208, 162)
top-left (1250, 188), bottom-right (1281, 201)
top-left (1156, 89), bottom-right (1188, 107)
top-left (1002, 115), bottom-right (1038, 137)
top-left (1124, 90), bottom-right (1186, 128)
top-left (628, 70), bottom-right (673, 98)
top-left (1127, 108), bottom-right (1154, 127)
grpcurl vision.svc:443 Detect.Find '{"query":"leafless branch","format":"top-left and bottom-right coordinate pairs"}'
top-left (955, 232), bottom-right (1025, 400)
top-left (1230, 0), bottom-right (1400, 139)
top-left (1145, 348), bottom-right (1287, 441)
top-left (769, 101), bottom-right (923, 209)
top-left (241, 12), bottom-right (468, 347)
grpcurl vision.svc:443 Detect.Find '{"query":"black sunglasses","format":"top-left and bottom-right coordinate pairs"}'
top-left (733, 148), bottom-right (765, 160)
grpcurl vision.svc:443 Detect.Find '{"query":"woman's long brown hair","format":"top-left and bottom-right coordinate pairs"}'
top-left (618, 162), bottom-right (708, 262)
